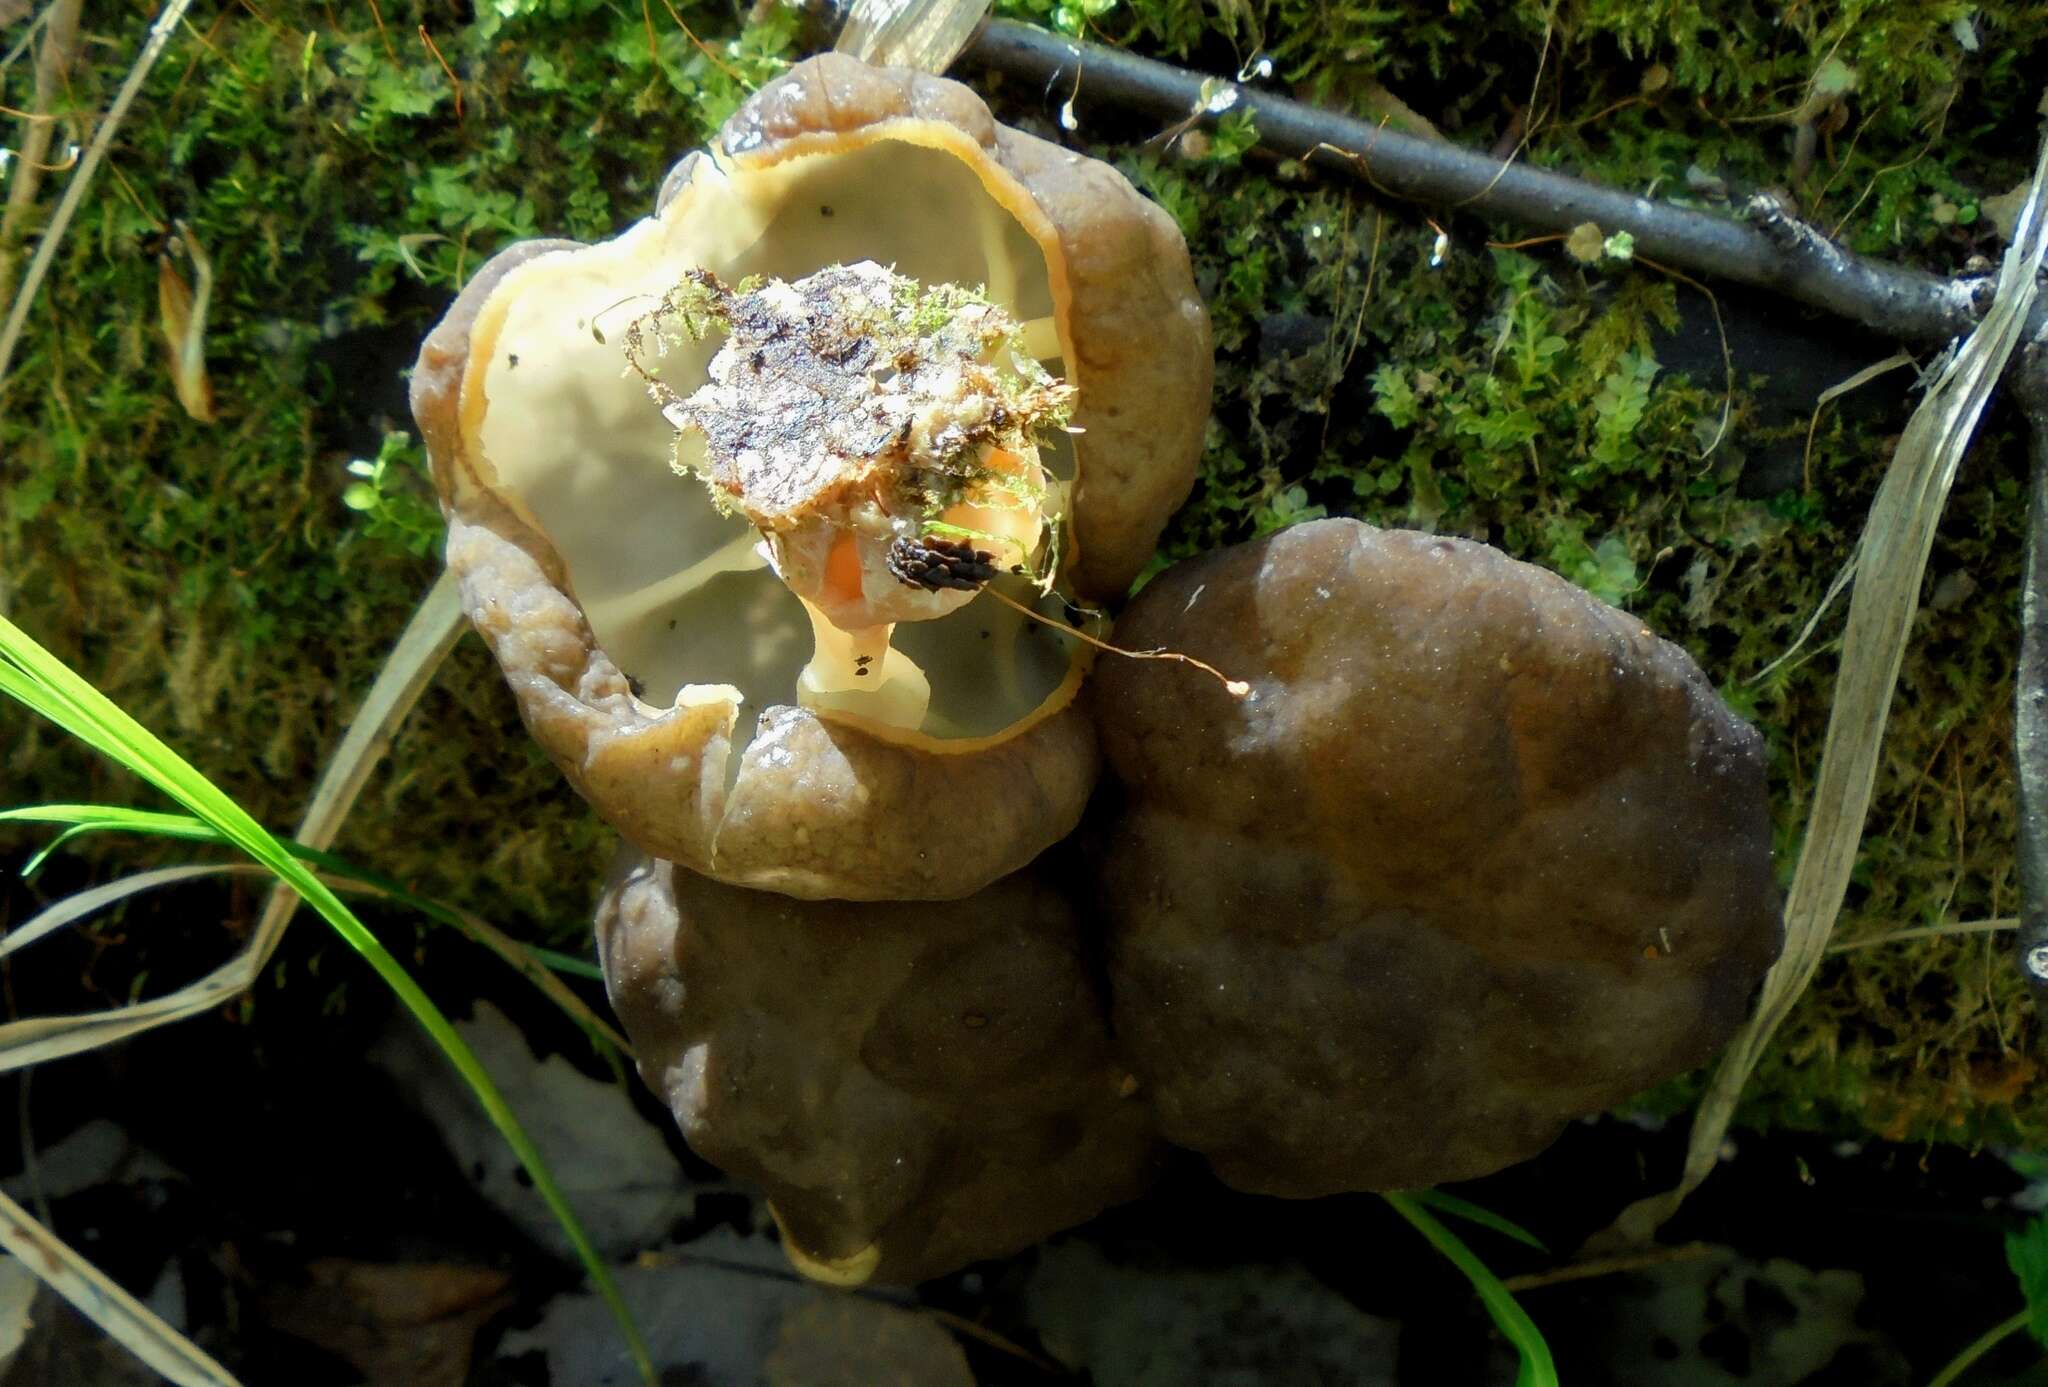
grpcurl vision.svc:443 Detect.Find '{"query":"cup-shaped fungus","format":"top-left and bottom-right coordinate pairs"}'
top-left (409, 54), bottom-right (1210, 901)
top-left (1092, 519), bottom-right (1782, 1197)
top-left (595, 847), bottom-right (1159, 1284)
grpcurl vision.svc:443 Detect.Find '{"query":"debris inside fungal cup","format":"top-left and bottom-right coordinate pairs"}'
top-left (623, 261), bottom-right (1075, 731)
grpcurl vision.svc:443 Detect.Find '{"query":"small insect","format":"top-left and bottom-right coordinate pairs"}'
top-left (887, 535), bottom-right (998, 592)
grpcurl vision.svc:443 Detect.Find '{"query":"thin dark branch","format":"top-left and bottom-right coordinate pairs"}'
top-left (2015, 340), bottom-right (2048, 990)
top-left (960, 19), bottom-right (2040, 348)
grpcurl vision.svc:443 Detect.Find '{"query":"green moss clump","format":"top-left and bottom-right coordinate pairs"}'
top-left (0, 0), bottom-right (798, 990)
top-left (1005, 0), bottom-right (2044, 1147)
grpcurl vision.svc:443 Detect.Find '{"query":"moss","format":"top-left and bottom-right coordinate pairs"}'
top-left (1020, 0), bottom-right (2047, 1149)
top-left (3, 0), bottom-right (2045, 1141)
top-left (1, 0), bottom-right (797, 983)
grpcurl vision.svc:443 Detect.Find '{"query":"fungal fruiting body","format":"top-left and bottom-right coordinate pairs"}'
top-left (1091, 519), bottom-right (1783, 1197)
top-left (625, 262), bottom-right (1075, 733)
top-left (411, 54), bottom-right (1210, 900)
top-left (459, 146), bottom-right (1084, 755)
top-left (595, 846), bottom-right (1159, 1286)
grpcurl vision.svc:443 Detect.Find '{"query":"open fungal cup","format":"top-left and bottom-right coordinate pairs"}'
top-left (410, 55), bottom-right (1211, 901)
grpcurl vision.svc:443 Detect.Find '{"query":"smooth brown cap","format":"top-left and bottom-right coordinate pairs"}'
top-left (595, 846), bottom-right (1160, 1284)
top-left (1091, 518), bottom-right (1782, 1195)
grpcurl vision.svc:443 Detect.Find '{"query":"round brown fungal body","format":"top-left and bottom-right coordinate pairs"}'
top-left (409, 54), bottom-right (1210, 902)
top-left (1091, 518), bottom-right (1782, 1197)
top-left (594, 848), bottom-right (1160, 1285)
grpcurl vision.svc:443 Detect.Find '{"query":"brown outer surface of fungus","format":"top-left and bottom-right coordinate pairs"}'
top-left (410, 54), bottom-right (1212, 902)
top-left (594, 847), bottom-right (1161, 1285)
top-left (1091, 518), bottom-right (1783, 1197)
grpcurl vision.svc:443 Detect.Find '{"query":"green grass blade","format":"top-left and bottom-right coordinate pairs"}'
top-left (3, 807), bottom-right (249, 890)
top-left (286, 875), bottom-right (652, 1381)
top-left (1925, 1308), bottom-right (2030, 1387)
top-left (0, 614), bottom-right (656, 1384)
top-left (528, 945), bottom-right (606, 982)
top-left (1409, 1189), bottom-right (1550, 1253)
top-left (1384, 1191), bottom-right (1559, 1387)
top-left (23, 822), bottom-right (138, 877)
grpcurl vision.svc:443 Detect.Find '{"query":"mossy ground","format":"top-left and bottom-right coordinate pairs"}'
top-left (1, 1), bottom-right (2044, 1145)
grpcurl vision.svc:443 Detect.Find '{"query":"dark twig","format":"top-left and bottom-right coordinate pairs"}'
top-left (958, 20), bottom-right (2039, 347)
top-left (2015, 340), bottom-right (2048, 991)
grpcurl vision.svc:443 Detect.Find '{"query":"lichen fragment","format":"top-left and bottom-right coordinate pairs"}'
top-left (610, 261), bottom-right (1081, 727)
top-left (624, 262), bottom-right (1072, 585)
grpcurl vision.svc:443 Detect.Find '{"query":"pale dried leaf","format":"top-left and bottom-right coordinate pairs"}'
top-left (1986, 182), bottom-right (2029, 242)
top-left (0, 0), bottom-right (189, 389)
top-left (1603, 124), bottom-right (2048, 1247)
top-left (0, 1189), bottom-right (238, 1386)
top-left (156, 225), bottom-right (216, 423)
top-left (0, 1255), bottom-right (34, 1363)
top-left (0, 858), bottom-right (626, 1054)
top-left (262, 1260), bottom-right (511, 1387)
top-left (766, 1299), bottom-right (973, 1387)
top-left (0, 864), bottom-right (248, 961)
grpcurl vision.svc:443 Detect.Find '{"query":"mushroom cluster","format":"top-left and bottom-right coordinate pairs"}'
top-left (414, 54), bottom-right (1782, 1285)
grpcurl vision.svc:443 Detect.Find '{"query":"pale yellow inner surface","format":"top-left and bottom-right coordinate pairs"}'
top-left (472, 139), bottom-right (1078, 745)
